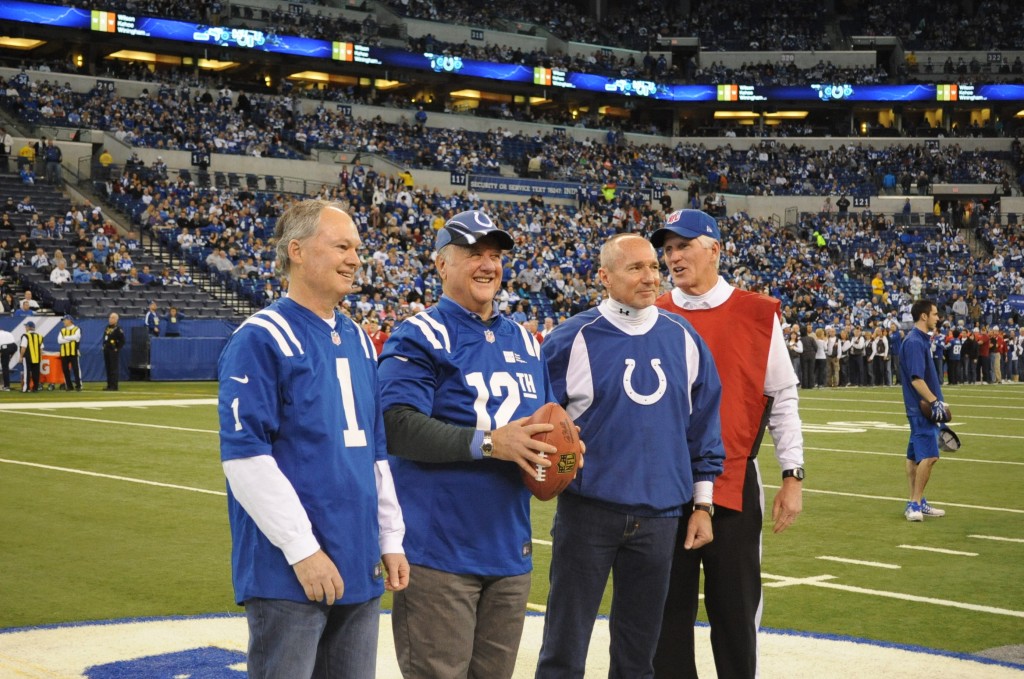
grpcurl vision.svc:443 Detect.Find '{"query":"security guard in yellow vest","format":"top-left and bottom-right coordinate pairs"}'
top-left (58, 314), bottom-right (82, 391)
top-left (19, 320), bottom-right (43, 393)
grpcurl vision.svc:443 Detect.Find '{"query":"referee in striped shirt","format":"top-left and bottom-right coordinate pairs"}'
top-left (20, 321), bottom-right (43, 393)
top-left (58, 314), bottom-right (83, 391)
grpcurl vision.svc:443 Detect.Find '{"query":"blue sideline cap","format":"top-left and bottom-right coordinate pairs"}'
top-left (650, 209), bottom-right (721, 247)
top-left (435, 210), bottom-right (514, 252)
top-left (62, 314), bottom-right (73, 320)
top-left (24, 321), bottom-right (35, 328)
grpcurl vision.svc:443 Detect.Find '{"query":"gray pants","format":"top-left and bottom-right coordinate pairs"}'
top-left (392, 564), bottom-right (531, 679)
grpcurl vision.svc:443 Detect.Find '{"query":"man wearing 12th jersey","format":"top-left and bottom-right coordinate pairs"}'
top-left (379, 210), bottom-right (559, 679)
top-left (219, 200), bottom-right (408, 678)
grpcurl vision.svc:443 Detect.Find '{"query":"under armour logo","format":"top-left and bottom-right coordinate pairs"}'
top-left (618, 308), bottom-right (630, 316)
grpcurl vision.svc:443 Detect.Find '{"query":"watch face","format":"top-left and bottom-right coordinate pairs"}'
top-left (789, 468), bottom-right (805, 480)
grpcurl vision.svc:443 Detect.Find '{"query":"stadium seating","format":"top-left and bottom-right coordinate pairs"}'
top-left (1, 0), bottom-right (1022, 335)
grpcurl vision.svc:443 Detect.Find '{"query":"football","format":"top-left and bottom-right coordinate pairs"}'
top-left (521, 402), bottom-right (582, 501)
top-left (919, 399), bottom-right (952, 423)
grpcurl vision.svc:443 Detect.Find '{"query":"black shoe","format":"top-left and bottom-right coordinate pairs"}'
top-left (76, 386), bottom-right (82, 391)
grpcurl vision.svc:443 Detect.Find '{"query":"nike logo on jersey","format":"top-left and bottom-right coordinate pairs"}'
top-left (230, 375), bottom-right (250, 384)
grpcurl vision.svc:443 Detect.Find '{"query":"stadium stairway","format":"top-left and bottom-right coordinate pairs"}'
top-left (136, 234), bottom-right (252, 319)
top-left (0, 173), bottom-right (72, 231)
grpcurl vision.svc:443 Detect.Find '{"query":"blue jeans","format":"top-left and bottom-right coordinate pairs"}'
top-left (245, 596), bottom-right (380, 679)
top-left (536, 492), bottom-right (678, 679)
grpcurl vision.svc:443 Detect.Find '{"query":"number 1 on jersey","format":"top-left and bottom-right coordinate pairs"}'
top-left (336, 358), bottom-right (368, 447)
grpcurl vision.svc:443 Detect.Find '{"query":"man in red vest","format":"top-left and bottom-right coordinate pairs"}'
top-left (650, 209), bottom-right (805, 679)
top-left (976, 326), bottom-right (991, 383)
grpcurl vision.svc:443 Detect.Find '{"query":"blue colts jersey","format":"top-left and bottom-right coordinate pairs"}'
top-left (378, 296), bottom-right (555, 576)
top-left (219, 298), bottom-right (386, 605)
top-left (541, 305), bottom-right (725, 515)
top-left (949, 338), bottom-right (963, 360)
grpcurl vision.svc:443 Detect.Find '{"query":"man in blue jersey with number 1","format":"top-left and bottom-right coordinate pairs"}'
top-left (379, 210), bottom-right (560, 679)
top-left (219, 199), bottom-right (409, 679)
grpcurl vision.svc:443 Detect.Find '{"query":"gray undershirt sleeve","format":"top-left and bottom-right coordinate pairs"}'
top-left (383, 405), bottom-right (476, 463)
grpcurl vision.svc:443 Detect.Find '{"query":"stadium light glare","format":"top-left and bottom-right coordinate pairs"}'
top-left (713, 111), bottom-right (759, 119)
top-left (0, 37), bottom-right (45, 49)
top-left (106, 50), bottom-right (183, 66)
top-left (196, 59), bottom-right (237, 71)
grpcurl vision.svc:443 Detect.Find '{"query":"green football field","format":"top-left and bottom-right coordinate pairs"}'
top-left (0, 381), bottom-right (1021, 657)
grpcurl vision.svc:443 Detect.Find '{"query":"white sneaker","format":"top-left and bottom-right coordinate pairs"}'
top-left (920, 498), bottom-right (946, 517)
top-left (905, 502), bottom-right (923, 522)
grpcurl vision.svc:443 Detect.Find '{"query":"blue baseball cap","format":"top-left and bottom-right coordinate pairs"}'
top-left (62, 314), bottom-right (73, 320)
top-left (24, 320), bottom-right (35, 328)
top-left (649, 209), bottom-right (721, 247)
top-left (434, 210), bottom-right (514, 252)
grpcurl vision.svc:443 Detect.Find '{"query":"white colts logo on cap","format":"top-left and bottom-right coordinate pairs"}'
top-left (622, 358), bottom-right (667, 405)
top-left (474, 212), bottom-right (493, 228)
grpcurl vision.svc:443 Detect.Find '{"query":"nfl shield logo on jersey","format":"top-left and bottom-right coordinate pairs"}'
top-left (331, 331), bottom-right (341, 345)
top-left (484, 330), bottom-right (495, 343)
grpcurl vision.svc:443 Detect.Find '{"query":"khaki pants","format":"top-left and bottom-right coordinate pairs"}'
top-left (393, 565), bottom-right (531, 679)
top-left (827, 356), bottom-right (841, 387)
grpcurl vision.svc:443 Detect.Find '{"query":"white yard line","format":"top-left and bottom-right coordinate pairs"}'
top-left (761, 483), bottom-right (1024, 514)
top-left (0, 410), bottom-right (216, 434)
top-left (761, 441), bottom-right (1024, 465)
top-left (0, 398), bottom-right (216, 410)
top-left (967, 535), bottom-right (1024, 544)
top-left (800, 407), bottom-right (1024, 422)
top-left (762, 572), bottom-right (1024, 618)
top-left (799, 391), bottom-right (1024, 405)
top-left (816, 556), bottom-right (901, 570)
top-left (0, 458), bottom-right (225, 497)
top-left (898, 545), bottom-right (978, 556)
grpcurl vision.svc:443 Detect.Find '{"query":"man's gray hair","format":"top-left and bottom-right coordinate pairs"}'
top-left (274, 199), bottom-right (346, 275)
top-left (695, 234), bottom-right (721, 270)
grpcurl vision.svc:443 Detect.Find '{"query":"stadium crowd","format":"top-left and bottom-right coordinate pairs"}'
top-left (3, 0), bottom-right (1024, 388)
top-left (388, 0), bottom-right (830, 53)
top-left (2, 69), bottom-right (1018, 199)
top-left (858, 0), bottom-right (1024, 51)
top-left (0, 74), bottom-right (302, 159)
top-left (32, 159), bottom-right (1005, 386)
top-left (3, 154), bottom-right (1022, 387)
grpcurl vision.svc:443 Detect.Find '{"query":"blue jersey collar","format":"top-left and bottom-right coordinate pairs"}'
top-left (437, 295), bottom-right (501, 326)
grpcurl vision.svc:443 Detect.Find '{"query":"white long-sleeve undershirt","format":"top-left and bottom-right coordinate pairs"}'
top-left (223, 455), bottom-right (405, 565)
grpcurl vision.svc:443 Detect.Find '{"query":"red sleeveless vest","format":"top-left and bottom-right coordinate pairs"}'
top-left (656, 288), bottom-right (780, 511)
